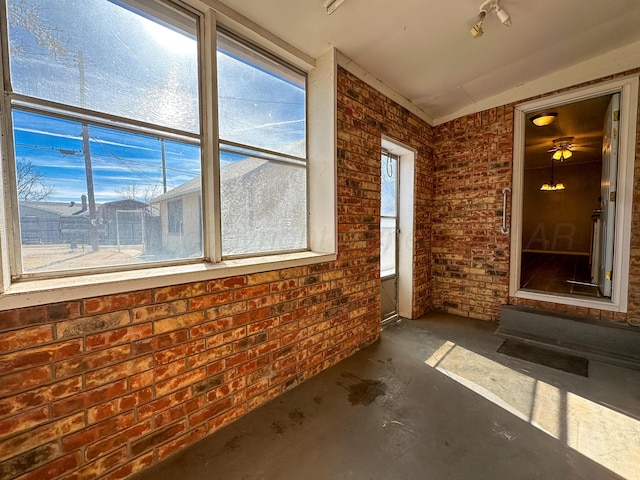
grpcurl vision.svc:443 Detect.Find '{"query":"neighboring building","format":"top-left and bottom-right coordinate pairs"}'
top-left (150, 157), bottom-right (307, 258)
top-left (19, 196), bottom-right (151, 247)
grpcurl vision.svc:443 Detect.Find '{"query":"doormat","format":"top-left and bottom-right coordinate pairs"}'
top-left (497, 341), bottom-right (589, 377)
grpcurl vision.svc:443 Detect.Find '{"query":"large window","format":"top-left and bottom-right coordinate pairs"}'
top-left (1, 0), bottom-right (310, 281)
top-left (217, 32), bottom-right (307, 257)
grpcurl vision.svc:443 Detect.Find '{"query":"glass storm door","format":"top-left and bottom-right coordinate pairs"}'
top-left (380, 151), bottom-right (399, 322)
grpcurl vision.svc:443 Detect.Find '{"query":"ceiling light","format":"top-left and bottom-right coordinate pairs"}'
top-left (324, 0), bottom-right (348, 14)
top-left (495, 6), bottom-right (511, 26)
top-left (471, 0), bottom-right (511, 38)
top-left (530, 112), bottom-right (557, 126)
top-left (552, 149), bottom-right (572, 161)
top-left (550, 136), bottom-right (574, 161)
top-left (470, 20), bottom-right (484, 38)
top-left (540, 157), bottom-right (565, 192)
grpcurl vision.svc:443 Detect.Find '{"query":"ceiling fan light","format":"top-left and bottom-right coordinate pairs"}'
top-left (552, 150), bottom-right (562, 160)
top-left (531, 112), bottom-right (557, 126)
top-left (561, 149), bottom-right (572, 160)
top-left (540, 183), bottom-right (551, 191)
top-left (554, 182), bottom-right (566, 190)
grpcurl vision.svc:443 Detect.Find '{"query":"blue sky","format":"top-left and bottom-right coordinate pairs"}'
top-left (9, 0), bottom-right (305, 204)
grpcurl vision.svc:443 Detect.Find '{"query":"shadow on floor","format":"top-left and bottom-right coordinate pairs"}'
top-left (130, 312), bottom-right (640, 480)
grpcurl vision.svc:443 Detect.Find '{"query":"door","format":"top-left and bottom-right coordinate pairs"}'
top-left (380, 151), bottom-right (399, 322)
top-left (597, 93), bottom-right (620, 298)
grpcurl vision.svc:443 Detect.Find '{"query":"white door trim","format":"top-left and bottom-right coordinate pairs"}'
top-left (382, 136), bottom-right (415, 319)
top-left (509, 76), bottom-right (639, 313)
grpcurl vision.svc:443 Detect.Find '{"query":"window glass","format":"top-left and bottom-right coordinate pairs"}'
top-left (7, 0), bottom-right (199, 133)
top-left (380, 153), bottom-right (398, 277)
top-left (217, 32), bottom-right (306, 157)
top-left (220, 150), bottom-right (307, 256)
top-left (217, 31), bottom-right (308, 257)
top-left (13, 110), bottom-right (202, 273)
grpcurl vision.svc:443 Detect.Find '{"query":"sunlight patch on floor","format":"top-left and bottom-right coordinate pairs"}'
top-left (425, 341), bottom-right (640, 479)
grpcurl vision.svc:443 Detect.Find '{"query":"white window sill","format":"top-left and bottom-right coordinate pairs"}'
top-left (0, 251), bottom-right (336, 312)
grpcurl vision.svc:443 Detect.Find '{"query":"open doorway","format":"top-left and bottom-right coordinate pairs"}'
top-left (521, 94), bottom-right (614, 298)
top-left (510, 76), bottom-right (638, 313)
top-left (380, 137), bottom-right (415, 322)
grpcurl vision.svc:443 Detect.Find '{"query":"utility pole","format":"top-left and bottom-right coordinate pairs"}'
top-left (161, 138), bottom-right (167, 193)
top-left (78, 51), bottom-right (99, 251)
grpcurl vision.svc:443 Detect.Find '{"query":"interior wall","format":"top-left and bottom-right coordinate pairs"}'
top-left (522, 161), bottom-right (602, 254)
top-left (433, 68), bottom-right (640, 325)
top-left (0, 67), bottom-right (433, 480)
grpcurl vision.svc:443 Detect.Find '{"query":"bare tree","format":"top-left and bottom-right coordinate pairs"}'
top-left (16, 158), bottom-right (55, 202)
top-left (117, 183), bottom-right (161, 203)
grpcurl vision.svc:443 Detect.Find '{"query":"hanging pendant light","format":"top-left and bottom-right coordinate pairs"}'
top-left (540, 155), bottom-right (565, 191)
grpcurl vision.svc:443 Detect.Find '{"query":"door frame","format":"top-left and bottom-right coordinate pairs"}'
top-left (509, 76), bottom-right (639, 312)
top-left (382, 136), bottom-right (415, 318)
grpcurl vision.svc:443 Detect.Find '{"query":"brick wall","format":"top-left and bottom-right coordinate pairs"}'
top-left (432, 69), bottom-right (640, 325)
top-left (432, 107), bottom-right (514, 321)
top-left (0, 67), bottom-right (433, 480)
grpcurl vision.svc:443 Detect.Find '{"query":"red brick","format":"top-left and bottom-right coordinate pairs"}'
top-left (0, 365), bottom-right (51, 397)
top-left (137, 388), bottom-right (190, 420)
top-left (83, 291), bottom-right (151, 315)
top-left (188, 291), bottom-right (234, 310)
top-left (132, 301), bottom-right (188, 323)
top-left (187, 397), bottom-right (232, 426)
top-left (85, 355), bottom-right (153, 389)
top-left (87, 388), bottom-right (153, 424)
top-left (54, 345), bottom-right (131, 379)
top-left (52, 380), bottom-right (127, 418)
top-left (0, 413), bottom-right (84, 462)
top-left (84, 421), bottom-right (153, 461)
top-left (100, 452), bottom-right (154, 480)
top-left (0, 339), bottom-right (82, 375)
top-left (133, 330), bottom-right (188, 355)
top-left (85, 323), bottom-right (153, 351)
top-left (154, 283), bottom-right (206, 302)
top-left (0, 325), bottom-right (53, 354)
top-left (62, 411), bottom-right (135, 452)
top-left (64, 448), bottom-right (127, 480)
top-left (0, 406), bottom-right (49, 438)
top-left (130, 422), bottom-right (186, 456)
top-left (156, 425), bottom-right (207, 460)
top-left (0, 442), bottom-right (60, 479)
top-left (13, 452), bottom-right (81, 480)
top-left (0, 377), bottom-right (82, 419)
top-left (155, 368), bottom-right (207, 397)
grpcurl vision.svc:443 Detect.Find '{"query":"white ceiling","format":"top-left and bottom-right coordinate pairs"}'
top-left (216, 0), bottom-right (640, 125)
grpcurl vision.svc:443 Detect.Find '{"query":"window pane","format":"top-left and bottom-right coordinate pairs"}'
top-left (381, 155), bottom-right (397, 217)
top-left (380, 217), bottom-right (396, 277)
top-left (14, 109), bottom-right (202, 273)
top-left (217, 32), bottom-right (306, 157)
top-left (7, 0), bottom-right (199, 133)
top-left (220, 151), bottom-right (307, 256)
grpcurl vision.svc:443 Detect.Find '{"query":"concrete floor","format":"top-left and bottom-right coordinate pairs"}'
top-left (131, 312), bottom-right (640, 480)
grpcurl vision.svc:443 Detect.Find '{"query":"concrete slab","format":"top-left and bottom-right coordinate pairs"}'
top-left (130, 312), bottom-right (640, 480)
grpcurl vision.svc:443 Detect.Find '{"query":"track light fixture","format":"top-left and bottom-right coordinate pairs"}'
top-left (470, 0), bottom-right (511, 38)
top-left (324, 0), bottom-right (348, 15)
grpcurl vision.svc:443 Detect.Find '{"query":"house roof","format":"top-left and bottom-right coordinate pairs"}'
top-left (218, 0), bottom-right (640, 124)
top-left (20, 201), bottom-right (89, 217)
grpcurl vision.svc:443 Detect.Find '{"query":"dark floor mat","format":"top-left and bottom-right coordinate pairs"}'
top-left (497, 341), bottom-right (589, 377)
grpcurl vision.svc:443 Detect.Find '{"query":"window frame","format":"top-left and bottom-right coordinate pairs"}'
top-left (0, 0), bottom-right (337, 311)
